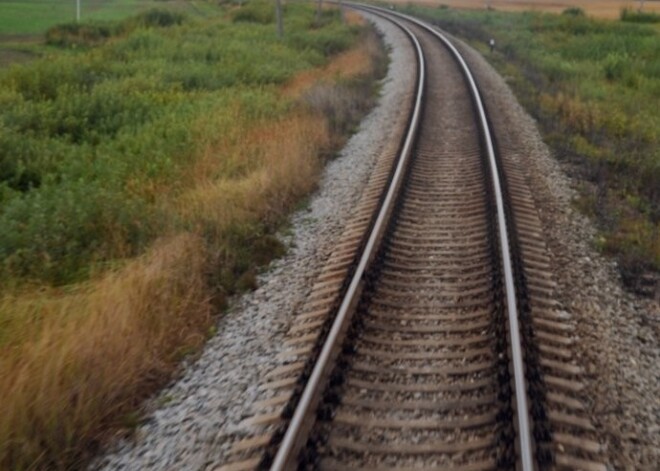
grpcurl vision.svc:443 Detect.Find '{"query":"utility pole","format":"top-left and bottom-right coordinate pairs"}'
top-left (275, 0), bottom-right (283, 38)
top-left (76, 0), bottom-right (81, 22)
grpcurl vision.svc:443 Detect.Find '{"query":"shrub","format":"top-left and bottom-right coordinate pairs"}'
top-left (0, 180), bottom-right (154, 284)
top-left (232, 1), bottom-right (276, 24)
top-left (562, 7), bottom-right (585, 17)
top-left (45, 22), bottom-right (116, 48)
top-left (134, 8), bottom-right (185, 28)
top-left (621, 8), bottom-right (660, 23)
top-left (45, 9), bottom-right (185, 49)
top-left (603, 52), bottom-right (627, 81)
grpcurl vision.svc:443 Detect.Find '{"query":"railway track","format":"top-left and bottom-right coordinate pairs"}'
top-left (220, 6), bottom-right (605, 471)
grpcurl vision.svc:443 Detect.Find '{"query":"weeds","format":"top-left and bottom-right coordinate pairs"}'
top-left (562, 7), bottom-right (586, 17)
top-left (44, 8), bottom-right (185, 48)
top-left (0, 2), bottom-right (386, 469)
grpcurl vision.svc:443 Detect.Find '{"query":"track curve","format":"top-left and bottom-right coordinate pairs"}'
top-left (219, 7), bottom-right (606, 471)
top-left (298, 7), bottom-right (524, 470)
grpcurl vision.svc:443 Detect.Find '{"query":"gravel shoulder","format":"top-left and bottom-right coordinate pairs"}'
top-left (94, 15), bottom-right (415, 471)
top-left (453, 35), bottom-right (660, 469)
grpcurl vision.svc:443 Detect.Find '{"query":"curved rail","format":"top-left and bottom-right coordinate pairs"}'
top-left (362, 5), bottom-right (534, 471)
top-left (270, 6), bottom-right (533, 470)
top-left (269, 13), bottom-right (427, 471)
top-left (358, 6), bottom-right (534, 471)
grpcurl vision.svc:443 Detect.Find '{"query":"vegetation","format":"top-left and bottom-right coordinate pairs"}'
top-left (44, 9), bottom-right (185, 47)
top-left (403, 4), bottom-right (660, 293)
top-left (620, 7), bottom-right (660, 23)
top-left (0, 2), bottom-right (386, 469)
top-left (0, 0), bottom-right (208, 35)
top-left (562, 7), bottom-right (586, 17)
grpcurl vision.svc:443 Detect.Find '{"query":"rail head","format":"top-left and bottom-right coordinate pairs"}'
top-left (268, 11), bottom-right (426, 471)
top-left (354, 4), bottom-right (535, 471)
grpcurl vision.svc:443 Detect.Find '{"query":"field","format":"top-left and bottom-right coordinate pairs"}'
top-left (394, 0), bottom-right (660, 19)
top-left (402, 4), bottom-right (660, 293)
top-left (0, 2), bottom-right (385, 469)
top-left (0, 0), bottom-right (214, 35)
top-left (0, 0), bottom-right (217, 67)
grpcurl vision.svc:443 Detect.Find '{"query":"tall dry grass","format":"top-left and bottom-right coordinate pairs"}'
top-left (180, 112), bottom-right (329, 237)
top-left (0, 234), bottom-right (212, 469)
top-left (0, 25), bottom-right (386, 470)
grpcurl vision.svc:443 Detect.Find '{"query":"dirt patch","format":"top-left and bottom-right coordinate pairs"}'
top-left (0, 34), bottom-right (41, 67)
top-left (0, 48), bottom-right (38, 67)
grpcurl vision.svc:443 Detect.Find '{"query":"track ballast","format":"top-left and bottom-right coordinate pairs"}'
top-left (220, 6), bottom-right (606, 471)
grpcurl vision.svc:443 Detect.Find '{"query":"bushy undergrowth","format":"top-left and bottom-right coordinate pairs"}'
top-left (620, 7), bottom-right (660, 23)
top-left (45, 9), bottom-right (186, 48)
top-left (562, 7), bottom-right (586, 17)
top-left (404, 5), bottom-right (660, 291)
top-left (0, 3), bottom-right (385, 469)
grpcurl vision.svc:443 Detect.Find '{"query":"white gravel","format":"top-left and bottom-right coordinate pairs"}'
top-left (452, 35), bottom-right (660, 469)
top-left (93, 14), bottom-right (415, 471)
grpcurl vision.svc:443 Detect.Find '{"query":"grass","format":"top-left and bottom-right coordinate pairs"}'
top-left (0, 0), bottom-right (215, 67)
top-left (0, 0), bottom-right (210, 35)
top-left (401, 4), bottom-right (660, 293)
top-left (0, 234), bottom-right (212, 469)
top-left (0, 2), bottom-right (386, 469)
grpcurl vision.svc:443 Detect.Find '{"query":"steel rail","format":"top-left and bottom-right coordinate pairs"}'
top-left (268, 13), bottom-right (427, 471)
top-left (356, 5), bottom-right (535, 470)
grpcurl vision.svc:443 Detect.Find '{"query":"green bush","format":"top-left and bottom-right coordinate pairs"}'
top-left (232, 1), bottom-right (276, 24)
top-left (0, 181), bottom-right (152, 283)
top-left (45, 22), bottom-right (116, 48)
top-left (135, 8), bottom-right (184, 27)
top-left (603, 52), bottom-right (627, 81)
top-left (45, 8), bottom-right (186, 49)
top-left (562, 7), bottom-right (585, 17)
top-left (620, 8), bottom-right (660, 23)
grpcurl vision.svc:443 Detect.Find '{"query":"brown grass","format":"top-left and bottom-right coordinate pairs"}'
top-left (397, 0), bottom-right (660, 19)
top-left (282, 36), bottom-right (376, 97)
top-left (179, 111), bottom-right (329, 241)
top-left (0, 234), bottom-right (212, 469)
top-left (0, 27), bottom-right (386, 471)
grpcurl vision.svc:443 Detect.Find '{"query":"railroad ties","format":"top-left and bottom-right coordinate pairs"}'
top-left (219, 6), bottom-right (606, 471)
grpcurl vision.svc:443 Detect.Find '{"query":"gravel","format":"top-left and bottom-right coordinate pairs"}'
top-left (93, 14), bottom-right (415, 471)
top-left (452, 35), bottom-right (660, 469)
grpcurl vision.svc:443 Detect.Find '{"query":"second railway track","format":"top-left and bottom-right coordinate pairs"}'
top-left (221, 6), bottom-right (606, 471)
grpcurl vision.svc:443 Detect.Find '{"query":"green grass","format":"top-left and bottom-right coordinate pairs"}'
top-left (402, 5), bottom-right (660, 292)
top-left (0, 1), bottom-right (361, 285)
top-left (0, 0), bottom-right (209, 35)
